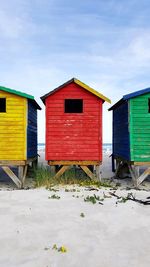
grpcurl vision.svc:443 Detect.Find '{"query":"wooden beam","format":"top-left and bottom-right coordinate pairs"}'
top-left (51, 166), bottom-right (56, 176)
top-left (18, 166), bottom-right (24, 180)
top-left (95, 165), bottom-right (101, 181)
top-left (136, 167), bottom-right (150, 186)
top-left (128, 165), bottom-right (138, 186)
top-left (80, 165), bottom-right (96, 180)
top-left (133, 162), bottom-right (150, 166)
top-left (48, 160), bottom-right (101, 166)
top-left (53, 166), bottom-right (70, 179)
top-left (0, 160), bottom-right (25, 166)
top-left (25, 156), bottom-right (38, 165)
top-left (115, 159), bottom-right (121, 177)
top-left (2, 166), bottom-right (22, 188)
top-left (21, 165), bottom-right (28, 188)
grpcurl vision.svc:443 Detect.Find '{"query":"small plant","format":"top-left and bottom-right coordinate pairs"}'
top-left (65, 188), bottom-right (76, 192)
top-left (84, 194), bottom-right (104, 204)
top-left (80, 212), bottom-right (85, 218)
top-left (117, 197), bottom-right (128, 203)
top-left (48, 194), bottom-right (60, 200)
top-left (52, 244), bottom-right (67, 253)
top-left (117, 193), bottom-right (135, 204)
top-left (58, 246), bottom-right (67, 253)
top-left (47, 187), bottom-right (59, 192)
top-left (52, 244), bottom-right (58, 250)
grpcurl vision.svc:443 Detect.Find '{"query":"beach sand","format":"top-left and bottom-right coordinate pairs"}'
top-left (0, 186), bottom-right (150, 267)
top-left (0, 151), bottom-right (150, 267)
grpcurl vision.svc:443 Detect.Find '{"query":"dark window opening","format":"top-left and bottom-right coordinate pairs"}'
top-left (0, 98), bottom-right (6, 112)
top-left (65, 99), bottom-right (83, 113)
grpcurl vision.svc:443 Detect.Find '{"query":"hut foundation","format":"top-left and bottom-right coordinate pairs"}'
top-left (48, 161), bottom-right (102, 181)
top-left (113, 157), bottom-right (150, 187)
top-left (0, 157), bottom-right (38, 188)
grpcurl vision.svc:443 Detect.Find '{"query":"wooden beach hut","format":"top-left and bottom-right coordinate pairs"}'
top-left (109, 88), bottom-right (150, 186)
top-left (41, 78), bottom-right (111, 180)
top-left (0, 86), bottom-right (41, 188)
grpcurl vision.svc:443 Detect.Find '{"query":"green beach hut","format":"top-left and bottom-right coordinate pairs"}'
top-left (109, 87), bottom-right (150, 186)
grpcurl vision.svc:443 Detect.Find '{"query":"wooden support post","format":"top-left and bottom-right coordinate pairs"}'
top-left (136, 167), bottom-right (150, 186)
top-left (18, 165), bottom-right (28, 188)
top-left (115, 159), bottom-right (121, 177)
top-left (2, 166), bottom-right (22, 188)
top-left (18, 166), bottom-right (24, 180)
top-left (21, 165), bottom-right (28, 188)
top-left (53, 166), bottom-right (70, 179)
top-left (127, 164), bottom-right (137, 186)
top-left (51, 166), bottom-right (56, 176)
top-left (95, 165), bottom-right (101, 181)
top-left (80, 165), bottom-right (96, 180)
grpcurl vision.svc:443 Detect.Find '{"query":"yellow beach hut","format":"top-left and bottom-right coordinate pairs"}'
top-left (0, 86), bottom-right (41, 188)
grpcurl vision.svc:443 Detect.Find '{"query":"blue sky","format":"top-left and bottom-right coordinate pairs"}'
top-left (0, 0), bottom-right (150, 142)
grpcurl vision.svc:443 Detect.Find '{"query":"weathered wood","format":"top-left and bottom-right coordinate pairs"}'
top-left (0, 157), bottom-right (37, 188)
top-left (128, 164), bottom-right (138, 186)
top-left (115, 159), bottom-right (121, 177)
top-left (18, 166), bottom-right (24, 180)
top-left (136, 167), bottom-right (150, 186)
top-left (80, 165), bottom-right (96, 180)
top-left (134, 162), bottom-right (150, 166)
top-left (51, 166), bottom-right (56, 176)
top-left (53, 166), bottom-right (70, 179)
top-left (43, 80), bottom-right (106, 162)
top-left (26, 157), bottom-right (38, 165)
top-left (21, 165), bottom-right (28, 188)
top-left (95, 165), bottom-right (101, 181)
top-left (114, 157), bottom-right (150, 186)
top-left (0, 90), bottom-right (26, 161)
top-left (48, 160), bottom-right (101, 166)
top-left (0, 160), bottom-right (25, 166)
top-left (2, 166), bottom-right (21, 188)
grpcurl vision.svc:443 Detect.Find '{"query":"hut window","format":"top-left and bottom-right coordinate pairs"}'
top-left (149, 99), bottom-right (150, 113)
top-left (0, 98), bottom-right (6, 112)
top-left (65, 99), bottom-right (83, 113)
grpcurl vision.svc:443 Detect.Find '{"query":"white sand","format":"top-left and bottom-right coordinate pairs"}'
top-left (0, 151), bottom-right (150, 266)
top-left (0, 186), bottom-right (150, 267)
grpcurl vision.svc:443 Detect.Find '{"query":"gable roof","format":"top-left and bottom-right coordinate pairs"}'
top-left (109, 87), bottom-right (150, 111)
top-left (41, 78), bottom-right (111, 104)
top-left (0, 85), bottom-right (41, 110)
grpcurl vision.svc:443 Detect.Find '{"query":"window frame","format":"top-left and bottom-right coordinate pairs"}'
top-left (0, 98), bottom-right (6, 113)
top-left (64, 99), bottom-right (83, 114)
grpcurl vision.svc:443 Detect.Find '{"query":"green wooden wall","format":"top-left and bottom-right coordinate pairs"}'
top-left (130, 93), bottom-right (150, 162)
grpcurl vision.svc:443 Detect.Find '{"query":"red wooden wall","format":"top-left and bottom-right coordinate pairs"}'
top-left (45, 82), bottom-right (103, 161)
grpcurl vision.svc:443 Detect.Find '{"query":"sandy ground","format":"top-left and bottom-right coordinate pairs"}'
top-left (0, 187), bottom-right (150, 267)
top-left (0, 151), bottom-right (150, 266)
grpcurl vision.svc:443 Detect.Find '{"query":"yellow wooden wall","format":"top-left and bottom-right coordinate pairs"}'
top-left (0, 91), bottom-right (27, 160)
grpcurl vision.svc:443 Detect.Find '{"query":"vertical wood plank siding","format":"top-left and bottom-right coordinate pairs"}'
top-left (45, 83), bottom-right (102, 161)
top-left (130, 93), bottom-right (150, 161)
top-left (113, 101), bottom-right (130, 160)
top-left (27, 100), bottom-right (38, 158)
top-left (0, 91), bottom-right (27, 160)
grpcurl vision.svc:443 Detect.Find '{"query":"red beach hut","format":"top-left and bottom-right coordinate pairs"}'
top-left (41, 78), bottom-right (111, 180)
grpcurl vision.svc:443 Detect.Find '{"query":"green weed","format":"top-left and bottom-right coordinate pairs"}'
top-left (84, 194), bottom-right (104, 204)
top-left (48, 194), bottom-right (60, 200)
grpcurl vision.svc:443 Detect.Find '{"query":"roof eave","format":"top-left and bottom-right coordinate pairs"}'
top-left (41, 78), bottom-right (111, 104)
top-left (108, 98), bottom-right (125, 111)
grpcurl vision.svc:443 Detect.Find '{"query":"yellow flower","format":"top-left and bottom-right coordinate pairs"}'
top-left (59, 246), bottom-right (67, 253)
